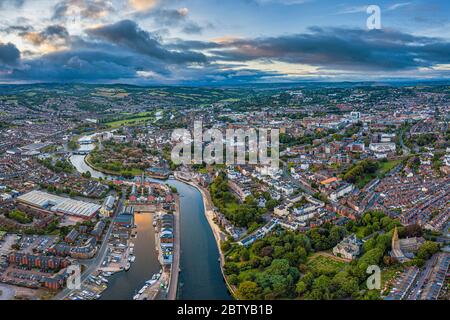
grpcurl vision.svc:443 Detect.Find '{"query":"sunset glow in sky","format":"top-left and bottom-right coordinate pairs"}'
top-left (0, 0), bottom-right (449, 84)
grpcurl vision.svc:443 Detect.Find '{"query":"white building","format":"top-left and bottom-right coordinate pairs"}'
top-left (369, 143), bottom-right (396, 153)
top-left (274, 205), bottom-right (289, 217)
top-left (333, 234), bottom-right (362, 260)
top-left (330, 183), bottom-right (354, 201)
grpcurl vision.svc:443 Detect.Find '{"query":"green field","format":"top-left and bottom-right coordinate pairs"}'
top-left (307, 254), bottom-right (347, 276)
top-left (353, 159), bottom-right (402, 189)
top-left (106, 117), bottom-right (154, 128)
top-left (378, 159), bottom-right (402, 176)
top-left (104, 112), bottom-right (155, 128)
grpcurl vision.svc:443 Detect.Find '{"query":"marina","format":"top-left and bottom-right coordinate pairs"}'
top-left (68, 135), bottom-right (230, 300)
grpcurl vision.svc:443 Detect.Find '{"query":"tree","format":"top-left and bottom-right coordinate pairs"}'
top-left (310, 275), bottom-right (331, 300)
top-left (265, 199), bottom-right (279, 211)
top-left (82, 171), bottom-right (92, 179)
top-left (67, 139), bottom-right (79, 150)
top-left (296, 281), bottom-right (307, 295)
top-left (237, 281), bottom-right (262, 300)
top-left (220, 241), bottom-right (231, 252)
top-left (417, 241), bottom-right (439, 260)
top-left (267, 259), bottom-right (290, 276)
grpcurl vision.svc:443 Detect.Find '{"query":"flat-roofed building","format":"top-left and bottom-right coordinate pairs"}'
top-left (17, 190), bottom-right (100, 219)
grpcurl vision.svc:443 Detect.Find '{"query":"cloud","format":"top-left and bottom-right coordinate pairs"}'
top-left (1, 24), bottom-right (34, 34)
top-left (19, 25), bottom-right (71, 54)
top-left (254, 0), bottom-right (311, 5)
top-left (336, 5), bottom-right (368, 14)
top-left (140, 7), bottom-right (189, 26)
top-left (23, 25), bottom-right (69, 46)
top-left (0, 0), bottom-right (25, 8)
top-left (182, 22), bottom-right (204, 35)
top-left (52, 0), bottom-right (114, 20)
top-left (86, 19), bottom-right (207, 64)
top-left (1, 19), bottom-right (450, 84)
top-left (129, 0), bottom-right (159, 11)
top-left (135, 6), bottom-right (206, 35)
top-left (209, 27), bottom-right (450, 72)
top-left (0, 42), bottom-right (21, 66)
top-left (387, 2), bottom-right (411, 11)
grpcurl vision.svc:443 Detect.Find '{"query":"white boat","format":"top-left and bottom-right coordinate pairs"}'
top-left (138, 285), bottom-right (148, 294)
top-left (133, 294), bottom-right (140, 300)
top-left (125, 263), bottom-right (131, 271)
top-left (145, 279), bottom-right (157, 285)
top-left (129, 256), bottom-right (136, 263)
top-left (100, 277), bottom-right (109, 283)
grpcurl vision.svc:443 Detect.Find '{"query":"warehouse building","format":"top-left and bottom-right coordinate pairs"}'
top-left (17, 190), bottom-right (101, 219)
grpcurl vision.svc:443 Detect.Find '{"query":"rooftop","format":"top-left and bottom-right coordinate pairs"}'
top-left (17, 190), bottom-right (101, 218)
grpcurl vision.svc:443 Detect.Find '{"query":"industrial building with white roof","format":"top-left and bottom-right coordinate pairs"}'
top-left (17, 190), bottom-right (101, 219)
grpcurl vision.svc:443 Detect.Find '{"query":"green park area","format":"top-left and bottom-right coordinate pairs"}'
top-left (343, 159), bottom-right (402, 189)
top-left (86, 140), bottom-right (147, 178)
top-left (306, 254), bottom-right (347, 277)
top-left (103, 112), bottom-right (156, 128)
top-left (6, 209), bottom-right (33, 224)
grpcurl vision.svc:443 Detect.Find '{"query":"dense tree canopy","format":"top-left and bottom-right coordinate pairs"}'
top-left (210, 173), bottom-right (265, 228)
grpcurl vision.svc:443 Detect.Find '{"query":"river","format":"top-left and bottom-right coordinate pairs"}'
top-left (69, 135), bottom-right (231, 300)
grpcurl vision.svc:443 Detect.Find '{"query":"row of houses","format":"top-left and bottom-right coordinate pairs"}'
top-left (8, 253), bottom-right (70, 271)
top-left (238, 219), bottom-right (279, 247)
top-left (159, 214), bottom-right (174, 265)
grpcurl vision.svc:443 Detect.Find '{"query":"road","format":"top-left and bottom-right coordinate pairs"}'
top-left (399, 128), bottom-right (411, 156)
top-left (167, 195), bottom-right (180, 300)
top-left (406, 254), bottom-right (438, 300)
top-left (280, 159), bottom-right (315, 196)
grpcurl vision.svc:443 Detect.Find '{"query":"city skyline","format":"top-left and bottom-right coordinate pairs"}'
top-left (1, 0), bottom-right (450, 84)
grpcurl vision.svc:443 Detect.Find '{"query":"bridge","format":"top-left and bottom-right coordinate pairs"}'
top-left (72, 150), bottom-right (90, 155)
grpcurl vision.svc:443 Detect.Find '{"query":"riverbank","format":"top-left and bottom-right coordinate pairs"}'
top-left (167, 194), bottom-right (180, 300)
top-left (173, 173), bottom-right (237, 299)
top-left (85, 154), bottom-right (143, 177)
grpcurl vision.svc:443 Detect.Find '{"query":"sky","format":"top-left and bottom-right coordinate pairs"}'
top-left (0, 0), bottom-right (449, 84)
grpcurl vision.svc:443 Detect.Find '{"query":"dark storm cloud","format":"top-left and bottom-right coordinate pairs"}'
top-left (211, 27), bottom-right (450, 71)
top-left (2, 22), bottom-right (450, 84)
top-left (86, 20), bottom-right (207, 64)
top-left (2, 45), bottom-right (274, 84)
top-left (0, 42), bottom-right (20, 66)
top-left (7, 47), bottom-right (170, 82)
